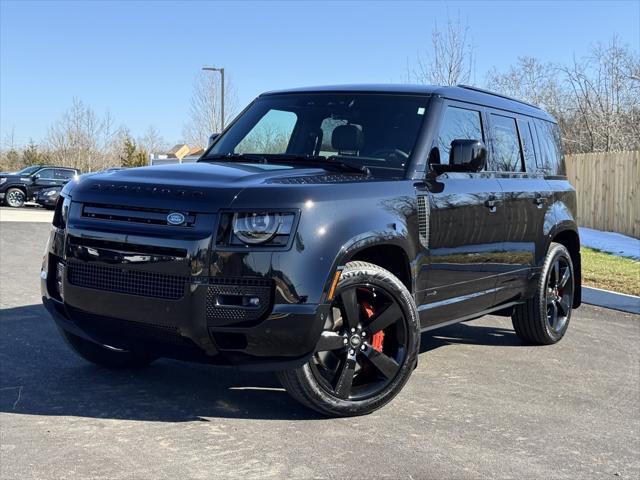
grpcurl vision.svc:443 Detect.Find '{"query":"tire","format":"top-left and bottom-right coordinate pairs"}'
top-left (5, 188), bottom-right (26, 208)
top-left (60, 329), bottom-right (157, 369)
top-left (278, 261), bottom-right (420, 417)
top-left (512, 242), bottom-right (575, 345)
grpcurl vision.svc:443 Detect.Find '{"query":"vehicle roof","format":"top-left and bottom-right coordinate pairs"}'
top-left (260, 84), bottom-right (556, 122)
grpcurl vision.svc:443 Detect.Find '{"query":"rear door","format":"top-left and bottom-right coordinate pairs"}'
top-left (416, 101), bottom-right (503, 327)
top-left (488, 112), bottom-right (552, 305)
top-left (31, 168), bottom-right (58, 195)
top-left (54, 168), bottom-right (77, 186)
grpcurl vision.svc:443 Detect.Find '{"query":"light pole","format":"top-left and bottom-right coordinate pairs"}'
top-left (201, 66), bottom-right (225, 131)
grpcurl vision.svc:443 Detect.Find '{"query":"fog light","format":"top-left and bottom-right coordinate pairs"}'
top-left (245, 296), bottom-right (260, 307)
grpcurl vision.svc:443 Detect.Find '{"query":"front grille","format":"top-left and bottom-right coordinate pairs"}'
top-left (206, 277), bottom-right (273, 324)
top-left (67, 261), bottom-right (187, 300)
top-left (81, 203), bottom-right (195, 227)
top-left (67, 307), bottom-right (194, 347)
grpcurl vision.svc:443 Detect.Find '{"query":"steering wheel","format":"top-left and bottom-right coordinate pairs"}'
top-left (370, 148), bottom-right (410, 161)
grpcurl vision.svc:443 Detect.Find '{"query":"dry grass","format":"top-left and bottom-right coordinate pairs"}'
top-left (581, 247), bottom-right (640, 296)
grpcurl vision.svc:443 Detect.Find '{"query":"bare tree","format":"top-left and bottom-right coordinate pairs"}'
top-left (182, 71), bottom-right (238, 148)
top-left (409, 14), bottom-right (475, 86)
top-left (487, 36), bottom-right (639, 153)
top-left (45, 98), bottom-right (121, 171)
top-left (137, 125), bottom-right (168, 156)
top-left (560, 36), bottom-right (640, 152)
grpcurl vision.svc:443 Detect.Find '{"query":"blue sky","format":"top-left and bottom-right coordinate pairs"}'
top-left (1, 0), bottom-right (639, 146)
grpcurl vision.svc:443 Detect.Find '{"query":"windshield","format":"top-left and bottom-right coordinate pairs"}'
top-left (16, 166), bottom-right (41, 175)
top-left (204, 93), bottom-right (429, 178)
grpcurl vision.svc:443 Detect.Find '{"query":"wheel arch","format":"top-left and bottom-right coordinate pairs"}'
top-left (325, 234), bottom-right (416, 298)
top-left (550, 227), bottom-right (581, 308)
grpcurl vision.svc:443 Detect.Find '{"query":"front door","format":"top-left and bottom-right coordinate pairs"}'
top-left (415, 102), bottom-right (504, 327)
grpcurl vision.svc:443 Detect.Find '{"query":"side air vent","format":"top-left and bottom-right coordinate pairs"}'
top-left (417, 195), bottom-right (430, 248)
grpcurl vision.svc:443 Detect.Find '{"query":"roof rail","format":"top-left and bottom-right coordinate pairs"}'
top-left (456, 84), bottom-right (541, 110)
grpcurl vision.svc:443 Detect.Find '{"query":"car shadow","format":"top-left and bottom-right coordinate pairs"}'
top-left (0, 304), bottom-right (522, 422)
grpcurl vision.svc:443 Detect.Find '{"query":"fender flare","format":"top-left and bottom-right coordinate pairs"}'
top-left (320, 230), bottom-right (416, 302)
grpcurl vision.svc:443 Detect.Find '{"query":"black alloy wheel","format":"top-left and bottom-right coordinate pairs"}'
top-left (310, 284), bottom-right (408, 401)
top-left (512, 242), bottom-right (575, 345)
top-left (278, 261), bottom-right (420, 417)
top-left (545, 255), bottom-right (574, 335)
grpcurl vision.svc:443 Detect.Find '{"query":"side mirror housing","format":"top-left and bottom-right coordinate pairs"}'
top-left (432, 139), bottom-right (487, 174)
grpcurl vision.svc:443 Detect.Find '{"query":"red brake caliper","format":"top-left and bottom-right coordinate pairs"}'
top-left (362, 300), bottom-right (385, 353)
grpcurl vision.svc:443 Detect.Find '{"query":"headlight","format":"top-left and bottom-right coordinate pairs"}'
top-left (45, 190), bottom-right (57, 197)
top-left (0, 177), bottom-right (6, 185)
top-left (232, 212), bottom-right (295, 245)
top-left (216, 211), bottom-right (297, 248)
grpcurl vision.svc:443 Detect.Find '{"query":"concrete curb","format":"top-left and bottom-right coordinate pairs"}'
top-left (583, 286), bottom-right (640, 315)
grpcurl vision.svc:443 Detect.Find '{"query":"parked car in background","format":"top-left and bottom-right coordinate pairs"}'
top-left (0, 165), bottom-right (79, 207)
top-left (35, 186), bottom-right (62, 209)
top-left (33, 167), bottom-right (126, 209)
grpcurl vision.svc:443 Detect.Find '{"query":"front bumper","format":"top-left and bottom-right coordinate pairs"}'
top-left (41, 220), bottom-right (330, 371)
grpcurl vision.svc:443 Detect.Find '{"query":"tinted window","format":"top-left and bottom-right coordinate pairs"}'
top-left (436, 106), bottom-right (483, 164)
top-left (208, 94), bottom-right (429, 178)
top-left (55, 169), bottom-right (76, 180)
top-left (533, 119), bottom-right (561, 174)
top-left (518, 119), bottom-right (538, 173)
top-left (37, 168), bottom-right (55, 179)
top-left (235, 109), bottom-right (298, 154)
top-left (319, 117), bottom-right (348, 156)
top-left (489, 114), bottom-right (523, 172)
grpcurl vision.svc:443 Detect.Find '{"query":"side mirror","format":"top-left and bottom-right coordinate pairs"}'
top-left (433, 139), bottom-right (487, 174)
top-left (33, 174), bottom-right (40, 180)
top-left (449, 139), bottom-right (487, 172)
top-left (208, 133), bottom-right (220, 148)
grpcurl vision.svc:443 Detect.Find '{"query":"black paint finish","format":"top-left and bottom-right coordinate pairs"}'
top-left (41, 85), bottom-right (581, 370)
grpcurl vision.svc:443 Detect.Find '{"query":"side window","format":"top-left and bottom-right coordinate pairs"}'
top-left (235, 109), bottom-right (298, 154)
top-left (518, 118), bottom-right (538, 173)
top-left (436, 106), bottom-right (483, 164)
top-left (488, 114), bottom-right (523, 172)
top-left (37, 168), bottom-right (55, 179)
top-left (55, 169), bottom-right (76, 180)
top-left (533, 119), bottom-right (560, 174)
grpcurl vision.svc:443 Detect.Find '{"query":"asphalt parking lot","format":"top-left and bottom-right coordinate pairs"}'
top-left (1, 217), bottom-right (638, 479)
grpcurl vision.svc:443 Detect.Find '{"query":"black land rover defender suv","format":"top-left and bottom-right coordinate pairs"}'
top-left (1, 165), bottom-right (79, 207)
top-left (42, 85), bottom-right (581, 417)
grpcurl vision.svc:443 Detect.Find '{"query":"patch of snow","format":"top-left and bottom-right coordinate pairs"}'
top-left (579, 227), bottom-right (640, 260)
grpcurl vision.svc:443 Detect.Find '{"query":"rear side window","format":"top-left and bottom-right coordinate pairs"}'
top-left (436, 106), bottom-right (483, 164)
top-left (518, 119), bottom-right (538, 173)
top-left (533, 119), bottom-right (562, 175)
top-left (488, 114), bottom-right (523, 172)
top-left (55, 169), bottom-right (76, 180)
top-left (37, 168), bottom-right (55, 179)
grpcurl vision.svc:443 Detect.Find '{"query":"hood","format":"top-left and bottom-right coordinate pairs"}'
top-left (64, 161), bottom-right (370, 211)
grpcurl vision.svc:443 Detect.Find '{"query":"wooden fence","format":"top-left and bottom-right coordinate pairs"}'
top-left (565, 151), bottom-right (639, 238)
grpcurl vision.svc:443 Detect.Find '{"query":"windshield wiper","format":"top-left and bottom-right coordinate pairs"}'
top-left (267, 154), bottom-right (371, 175)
